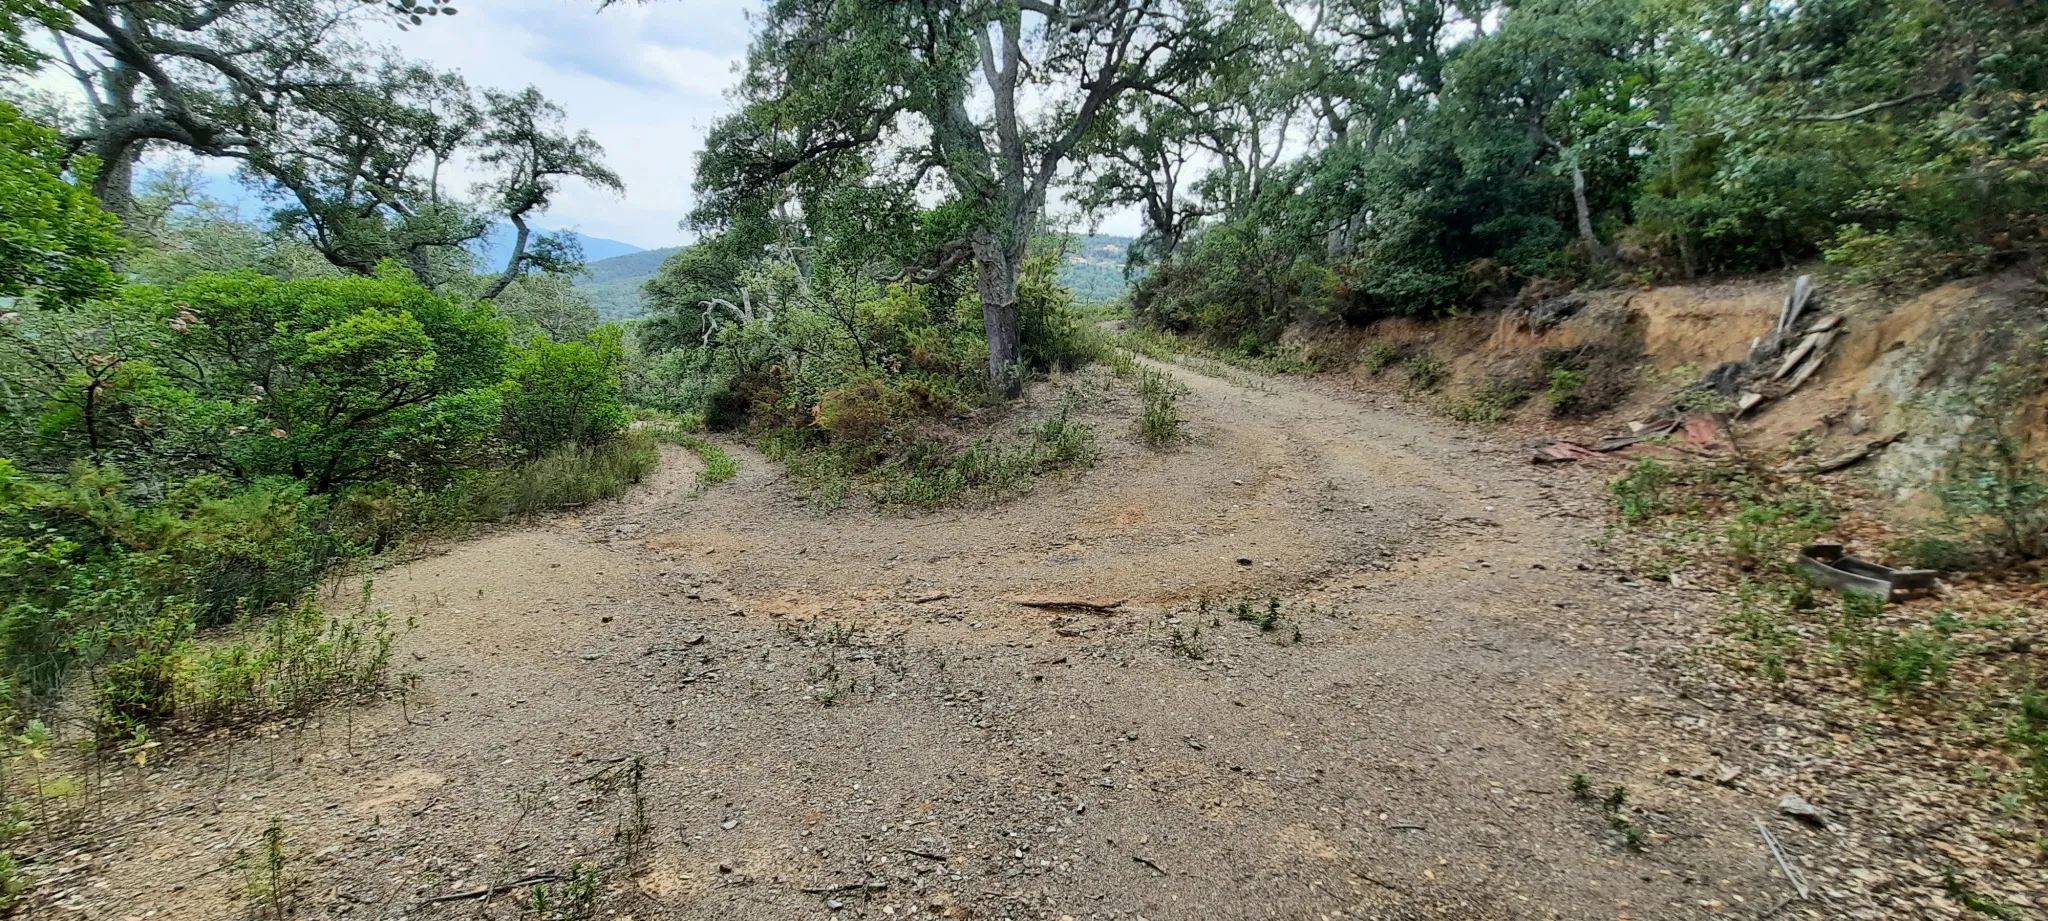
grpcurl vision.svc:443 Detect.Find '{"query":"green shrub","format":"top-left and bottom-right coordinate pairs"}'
top-left (773, 403), bottom-right (1095, 511)
top-left (1724, 494), bottom-right (1836, 571)
top-left (502, 335), bottom-right (630, 458)
top-left (0, 101), bottom-right (126, 309)
top-left (1031, 407), bottom-right (1098, 469)
top-left (2011, 684), bottom-right (2048, 805)
top-left (677, 435), bottom-right (737, 484)
top-left (1136, 367), bottom-right (1185, 447)
top-left (1610, 459), bottom-right (1675, 524)
top-left (94, 270), bottom-right (515, 493)
top-left (181, 598), bottom-right (395, 726)
top-left (1855, 626), bottom-right (1953, 701)
top-left (1886, 535), bottom-right (1975, 573)
top-left (1670, 387), bottom-right (1738, 416)
top-left (1546, 368), bottom-right (1587, 412)
top-left (1018, 253), bottom-right (1103, 372)
top-left (0, 461), bottom-right (341, 724)
top-left (467, 432), bottom-right (660, 518)
top-left (1361, 341), bottom-right (1402, 374)
top-left (812, 377), bottom-right (910, 445)
top-left (1936, 430), bottom-right (2048, 561)
top-left (1443, 376), bottom-right (1528, 423)
top-left (1402, 352), bottom-right (1449, 392)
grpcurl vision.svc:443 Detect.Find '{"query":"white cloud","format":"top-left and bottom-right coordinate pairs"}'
top-left (34, 0), bottom-right (1149, 248)
top-left (356, 0), bottom-right (756, 249)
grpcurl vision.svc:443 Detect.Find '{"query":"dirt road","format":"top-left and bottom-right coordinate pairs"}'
top-left (53, 359), bottom-right (1793, 920)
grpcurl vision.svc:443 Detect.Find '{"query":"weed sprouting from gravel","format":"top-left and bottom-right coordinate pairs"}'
top-left (587, 756), bottom-right (651, 864)
top-left (1609, 459), bottom-right (1675, 524)
top-left (1568, 775), bottom-right (1647, 851)
top-left (528, 863), bottom-right (603, 920)
top-left (238, 818), bottom-right (294, 920)
top-left (1943, 867), bottom-right (2015, 919)
top-left (1234, 597), bottom-right (1284, 631)
top-left (1136, 366), bottom-right (1186, 447)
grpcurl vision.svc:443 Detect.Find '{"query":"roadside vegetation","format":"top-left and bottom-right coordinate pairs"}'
top-left (0, 9), bottom-right (659, 898)
top-left (1597, 391), bottom-right (2048, 901)
top-left (1116, 1), bottom-right (2047, 354)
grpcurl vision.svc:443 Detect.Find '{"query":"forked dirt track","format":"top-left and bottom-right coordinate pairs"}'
top-left (56, 359), bottom-right (1795, 920)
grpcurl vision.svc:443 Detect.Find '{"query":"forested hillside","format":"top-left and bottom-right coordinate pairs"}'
top-left (573, 247), bottom-right (683, 320)
top-left (472, 224), bottom-right (644, 270)
top-left (575, 234), bottom-right (1131, 321)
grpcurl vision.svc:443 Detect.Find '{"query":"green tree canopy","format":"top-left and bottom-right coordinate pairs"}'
top-left (0, 101), bottom-right (126, 309)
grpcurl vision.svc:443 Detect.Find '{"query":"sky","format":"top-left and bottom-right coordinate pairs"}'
top-left (359, 0), bottom-right (758, 249)
top-left (357, 0), bottom-right (1141, 249)
top-left (24, 0), bottom-right (1142, 252)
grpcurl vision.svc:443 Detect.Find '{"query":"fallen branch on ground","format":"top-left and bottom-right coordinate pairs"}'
top-left (1777, 433), bottom-right (1903, 474)
top-left (416, 873), bottom-right (563, 906)
top-left (1013, 597), bottom-right (1125, 613)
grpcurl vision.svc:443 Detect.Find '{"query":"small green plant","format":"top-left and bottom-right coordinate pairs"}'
top-left (0, 853), bottom-right (25, 913)
top-left (1570, 775), bottom-right (1646, 850)
top-left (1724, 494), bottom-right (1837, 571)
top-left (1545, 368), bottom-right (1587, 412)
top-left (1135, 367), bottom-right (1185, 448)
top-left (1936, 429), bottom-right (2048, 561)
top-left (1235, 596), bottom-right (1286, 632)
top-left (651, 428), bottom-right (738, 485)
top-left (1600, 786), bottom-right (1645, 850)
top-left (587, 756), bottom-right (651, 864)
top-left (1610, 459), bottom-right (1676, 524)
top-left (1856, 626), bottom-right (1954, 700)
top-left (1402, 352), bottom-right (1449, 391)
top-left (1361, 341), bottom-right (1402, 374)
top-left (810, 661), bottom-right (855, 705)
top-left (1442, 377), bottom-right (1528, 423)
top-left (468, 432), bottom-right (662, 518)
top-left (1728, 579), bottom-right (1797, 679)
top-left (1886, 535), bottom-right (1975, 573)
top-left (1166, 622), bottom-right (1206, 660)
top-left (239, 818), bottom-right (294, 920)
top-left (2009, 684), bottom-right (2048, 806)
top-left (1671, 387), bottom-right (1738, 415)
top-left (1841, 589), bottom-right (1887, 623)
top-left (1943, 867), bottom-right (2015, 919)
top-left (183, 599), bottom-right (396, 726)
top-left (528, 863), bottom-right (603, 920)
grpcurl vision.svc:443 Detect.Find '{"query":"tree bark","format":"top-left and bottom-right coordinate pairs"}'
top-left (971, 232), bottom-right (1025, 400)
top-left (478, 214), bottom-right (533, 301)
top-left (90, 135), bottom-right (144, 222)
top-left (1567, 152), bottom-right (1606, 262)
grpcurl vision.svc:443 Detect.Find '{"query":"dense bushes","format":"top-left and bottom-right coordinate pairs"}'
top-left (0, 260), bottom-right (646, 738)
top-left (503, 332), bottom-right (629, 457)
top-left (1131, 0), bottom-right (2048, 349)
top-left (630, 229), bottom-right (1103, 507)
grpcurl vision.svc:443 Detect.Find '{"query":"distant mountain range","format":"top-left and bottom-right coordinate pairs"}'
top-left (563, 234), bottom-right (1136, 322)
top-left (576, 247), bottom-right (682, 320)
top-left (469, 223), bottom-right (647, 271)
top-left (1055, 234), bottom-right (1136, 303)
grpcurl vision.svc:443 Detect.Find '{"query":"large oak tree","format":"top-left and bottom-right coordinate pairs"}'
top-left (694, 0), bottom-right (1229, 396)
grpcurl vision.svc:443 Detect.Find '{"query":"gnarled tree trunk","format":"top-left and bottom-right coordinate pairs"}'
top-left (971, 230), bottom-right (1026, 399)
top-left (89, 135), bottom-right (144, 222)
